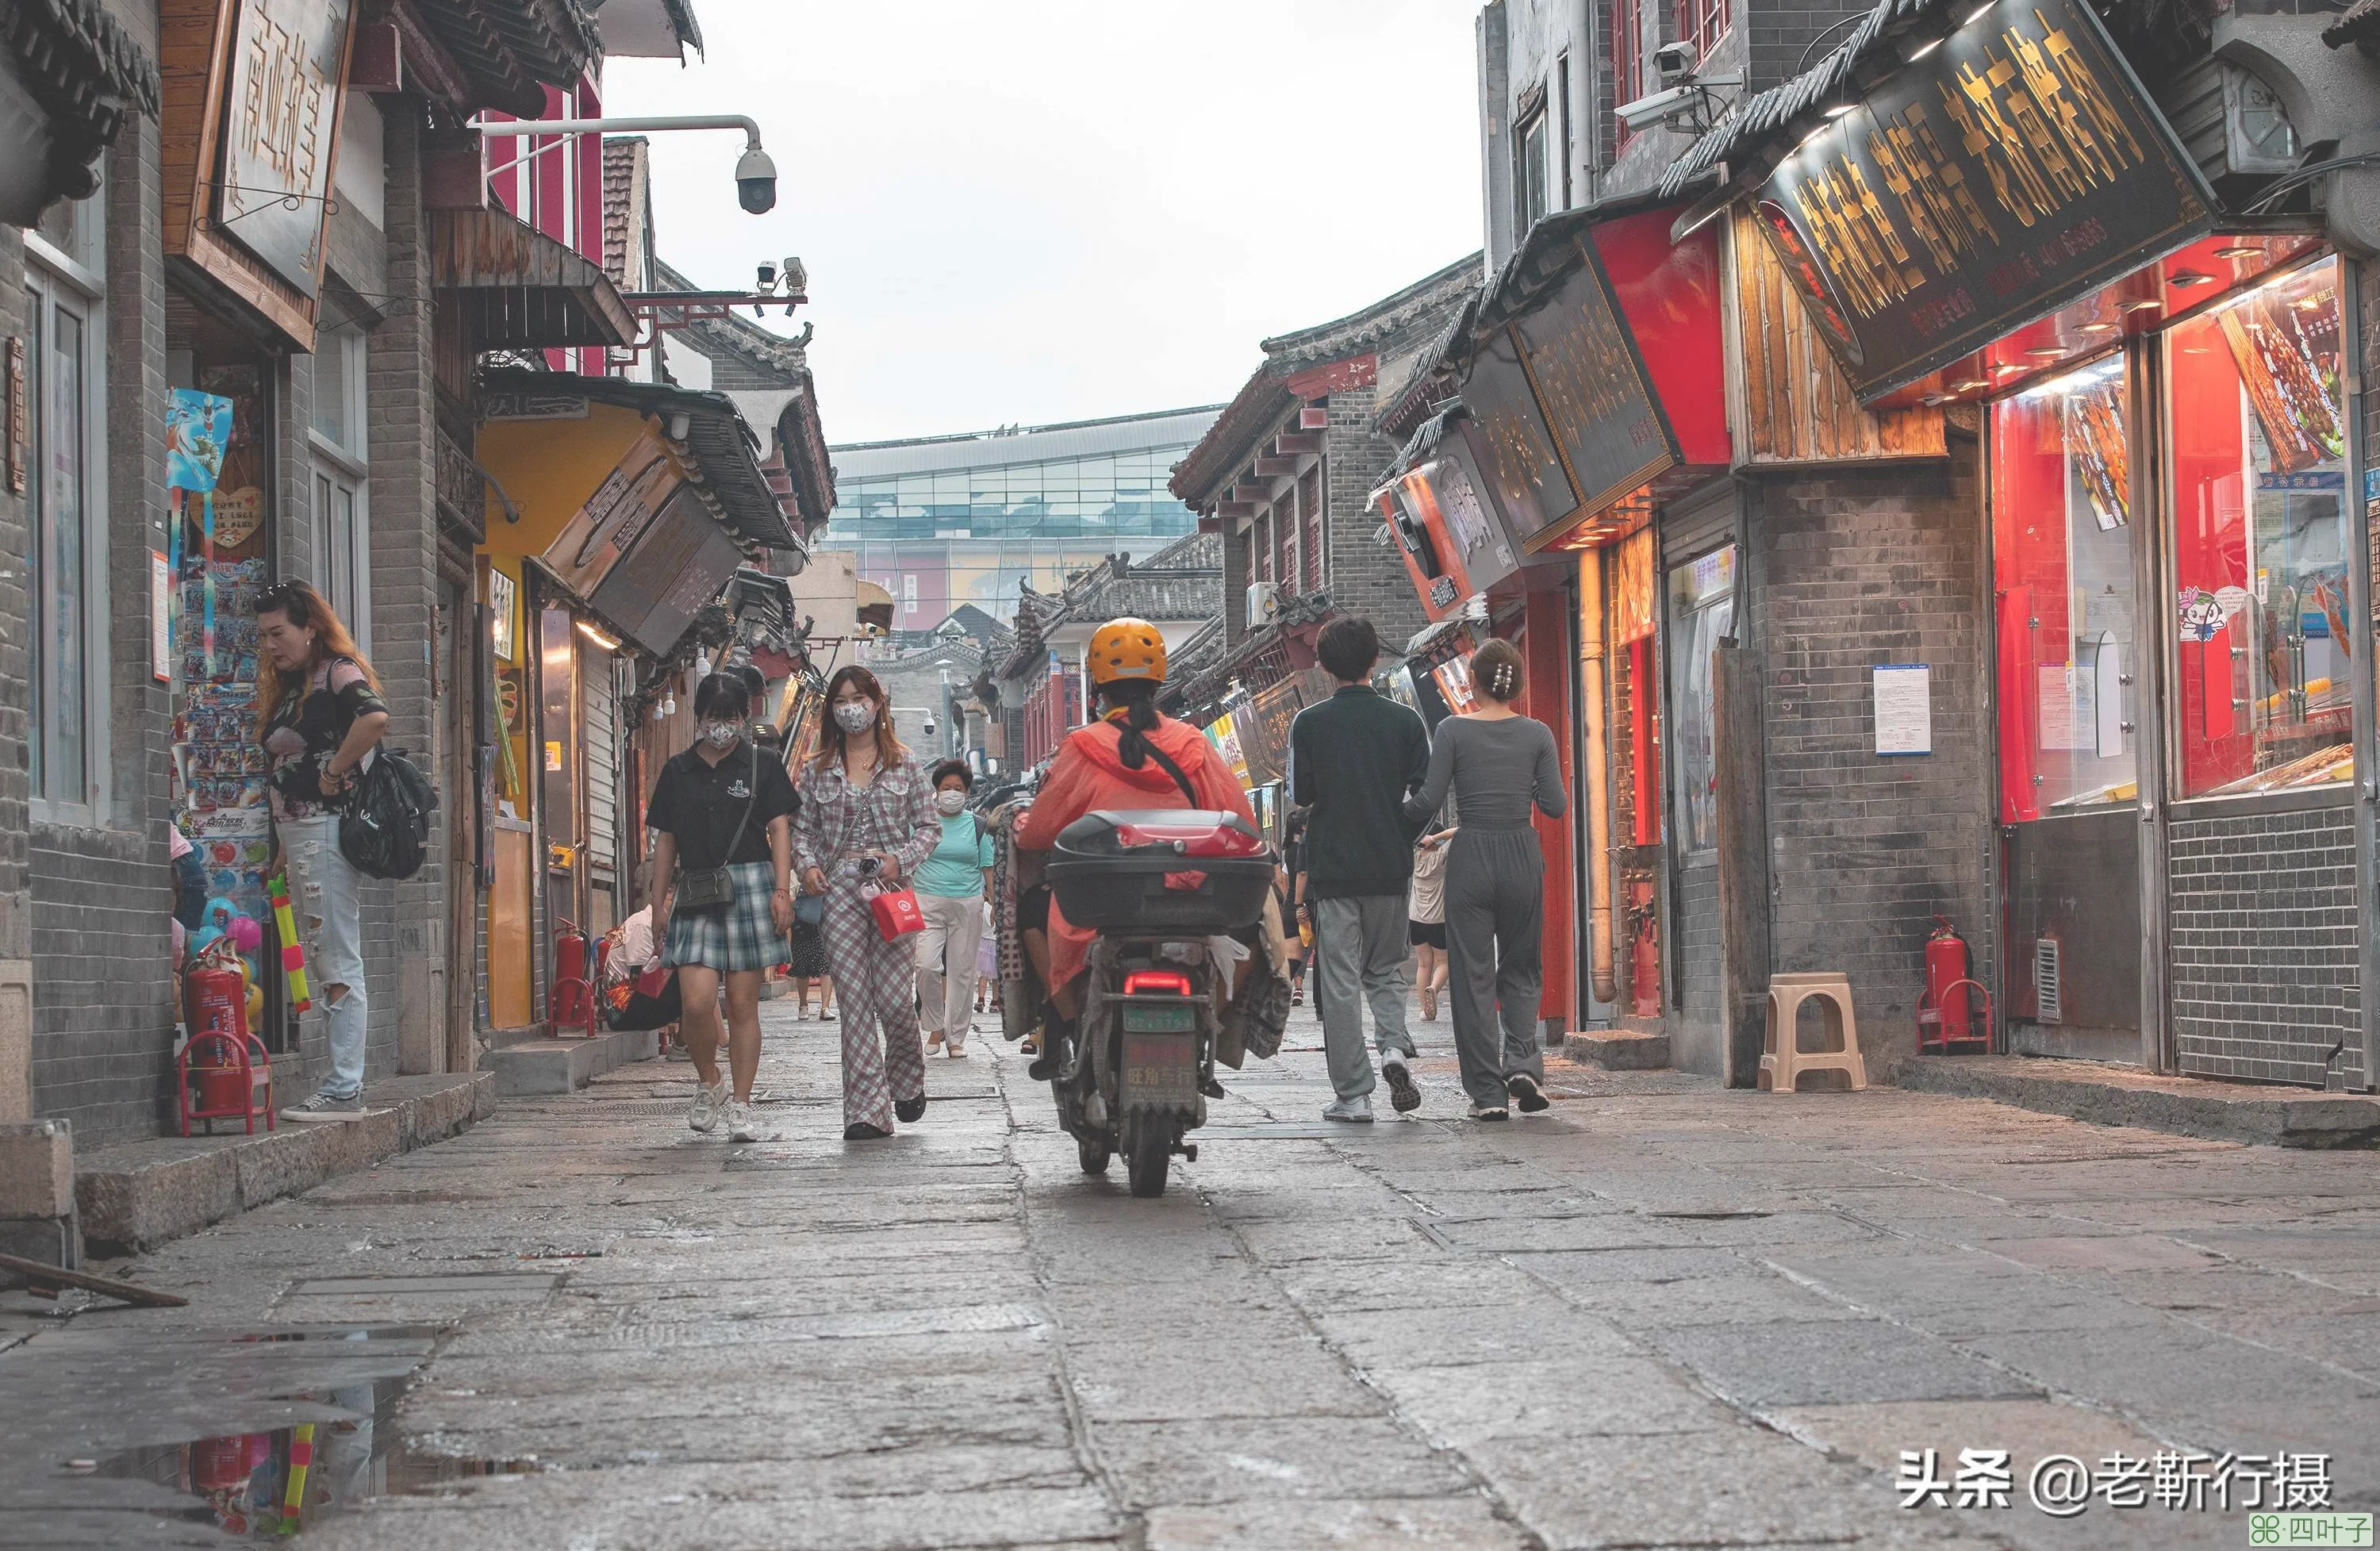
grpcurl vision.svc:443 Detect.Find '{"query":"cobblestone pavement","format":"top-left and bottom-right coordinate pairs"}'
top-left (5, 995), bottom-right (2378, 1549)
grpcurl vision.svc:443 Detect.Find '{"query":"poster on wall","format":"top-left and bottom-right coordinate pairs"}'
top-left (217, 0), bottom-right (357, 296)
top-left (487, 565), bottom-right (518, 663)
top-left (1749, 0), bottom-right (2214, 402)
top-left (1610, 526), bottom-right (1656, 645)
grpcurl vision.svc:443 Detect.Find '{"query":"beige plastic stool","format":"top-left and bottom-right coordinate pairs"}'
top-left (1760, 973), bottom-right (1868, 1092)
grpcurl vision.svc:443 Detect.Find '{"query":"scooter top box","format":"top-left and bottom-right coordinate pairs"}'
top-left (1047, 810), bottom-right (1275, 933)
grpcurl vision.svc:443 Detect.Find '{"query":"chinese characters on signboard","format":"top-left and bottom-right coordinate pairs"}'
top-left (219, 0), bottom-right (355, 296)
top-left (1752, 0), bottom-right (2211, 402)
top-left (1462, 239), bottom-right (1678, 552)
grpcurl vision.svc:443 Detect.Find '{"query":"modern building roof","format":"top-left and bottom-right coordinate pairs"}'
top-left (831, 405), bottom-right (1227, 482)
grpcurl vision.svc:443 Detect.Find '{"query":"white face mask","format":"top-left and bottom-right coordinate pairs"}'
top-left (934, 789), bottom-right (967, 816)
top-left (699, 721), bottom-right (740, 750)
top-left (833, 701), bottom-right (877, 734)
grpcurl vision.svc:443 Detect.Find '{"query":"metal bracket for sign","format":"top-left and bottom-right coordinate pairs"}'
top-left (613, 292), bottom-right (809, 360)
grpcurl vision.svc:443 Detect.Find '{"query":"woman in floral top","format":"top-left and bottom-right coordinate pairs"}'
top-left (793, 665), bottom-right (940, 1139)
top-left (253, 580), bottom-right (388, 1119)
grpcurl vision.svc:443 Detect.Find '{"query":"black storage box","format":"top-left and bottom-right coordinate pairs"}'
top-left (1047, 810), bottom-right (1275, 933)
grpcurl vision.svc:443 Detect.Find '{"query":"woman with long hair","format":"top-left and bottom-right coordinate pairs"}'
top-left (1402, 639), bottom-right (1565, 1120)
top-left (793, 666), bottom-right (941, 1139)
top-left (647, 673), bottom-right (798, 1142)
top-left (254, 580), bottom-right (389, 1119)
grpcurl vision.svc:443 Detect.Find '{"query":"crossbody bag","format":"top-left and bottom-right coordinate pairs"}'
top-left (674, 743), bottom-right (759, 913)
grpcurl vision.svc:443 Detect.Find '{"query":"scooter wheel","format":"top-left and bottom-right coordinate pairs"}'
top-left (1077, 1137), bottom-right (1111, 1176)
top-left (1126, 1124), bottom-right (1171, 1199)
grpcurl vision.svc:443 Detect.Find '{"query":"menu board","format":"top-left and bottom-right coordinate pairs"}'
top-left (1752, 0), bottom-right (2213, 401)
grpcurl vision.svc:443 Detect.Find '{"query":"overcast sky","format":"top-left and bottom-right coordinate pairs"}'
top-left (603, 2), bottom-right (1486, 446)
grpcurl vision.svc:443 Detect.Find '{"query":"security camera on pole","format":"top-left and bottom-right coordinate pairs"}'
top-left (470, 113), bottom-right (779, 213)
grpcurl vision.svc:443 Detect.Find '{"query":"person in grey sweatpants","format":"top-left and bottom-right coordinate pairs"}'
top-left (1289, 616), bottom-right (1432, 1122)
top-left (1402, 639), bottom-right (1567, 1119)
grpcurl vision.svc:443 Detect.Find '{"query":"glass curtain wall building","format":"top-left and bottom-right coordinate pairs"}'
top-left (826, 405), bottom-right (1223, 627)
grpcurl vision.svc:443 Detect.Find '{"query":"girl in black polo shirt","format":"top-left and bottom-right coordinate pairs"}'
top-left (647, 674), bottom-right (797, 1143)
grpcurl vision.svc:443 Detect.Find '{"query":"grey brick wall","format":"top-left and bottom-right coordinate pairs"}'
top-left (1674, 860), bottom-right (1721, 1058)
top-left (2169, 802), bottom-right (2363, 1088)
top-left (29, 112), bottom-right (178, 1146)
top-left (1322, 389), bottom-right (1427, 651)
top-left (367, 102), bottom-right (450, 1075)
top-left (0, 228), bottom-right (29, 985)
top-left (1749, 440), bottom-right (1991, 1083)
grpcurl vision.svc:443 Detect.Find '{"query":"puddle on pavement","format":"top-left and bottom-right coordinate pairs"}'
top-left (57, 1326), bottom-right (543, 1538)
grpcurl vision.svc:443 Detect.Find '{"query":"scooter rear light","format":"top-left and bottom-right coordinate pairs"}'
top-left (1110, 821), bottom-right (1265, 858)
top-left (1122, 970), bottom-right (1194, 997)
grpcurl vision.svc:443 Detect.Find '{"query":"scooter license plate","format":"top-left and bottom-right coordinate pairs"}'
top-left (1120, 1030), bottom-right (1198, 1108)
top-left (1122, 1003), bottom-right (1196, 1032)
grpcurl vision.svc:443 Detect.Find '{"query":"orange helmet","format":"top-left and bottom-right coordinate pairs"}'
top-left (1087, 616), bottom-right (1167, 685)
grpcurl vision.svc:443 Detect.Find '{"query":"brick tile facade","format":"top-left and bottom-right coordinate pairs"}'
top-left (1749, 442), bottom-right (1993, 1083)
top-left (2169, 802), bottom-right (2363, 1088)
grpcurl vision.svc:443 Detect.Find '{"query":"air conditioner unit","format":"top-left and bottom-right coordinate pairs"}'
top-left (1246, 582), bottom-right (1283, 625)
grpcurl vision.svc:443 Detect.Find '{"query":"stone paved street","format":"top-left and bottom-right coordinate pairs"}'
top-left (6, 996), bottom-right (2378, 1549)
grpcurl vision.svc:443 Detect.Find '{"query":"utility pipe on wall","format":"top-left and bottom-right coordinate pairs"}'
top-left (1579, 547), bottom-right (1618, 1005)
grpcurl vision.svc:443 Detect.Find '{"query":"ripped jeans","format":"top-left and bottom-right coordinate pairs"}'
top-left (283, 813), bottom-right (368, 1098)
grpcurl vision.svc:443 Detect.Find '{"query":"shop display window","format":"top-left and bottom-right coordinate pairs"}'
top-left (2167, 256), bottom-right (2351, 798)
top-left (1990, 355), bottom-right (2140, 821)
top-left (1667, 546), bottom-right (1734, 855)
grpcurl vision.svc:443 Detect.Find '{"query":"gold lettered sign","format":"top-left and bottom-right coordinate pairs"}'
top-left (1462, 239), bottom-right (1678, 552)
top-left (218, 0), bottom-right (355, 297)
top-left (1753, 0), bottom-right (2213, 402)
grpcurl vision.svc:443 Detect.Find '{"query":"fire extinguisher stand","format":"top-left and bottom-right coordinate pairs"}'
top-left (179, 954), bottom-right (276, 1135)
top-left (1916, 915), bottom-right (1994, 1056)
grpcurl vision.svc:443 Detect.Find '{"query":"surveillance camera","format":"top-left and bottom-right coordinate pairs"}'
top-left (734, 145), bottom-right (777, 214)
top-left (757, 261), bottom-right (777, 290)
top-left (1654, 40), bottom-right (1698, 84)
top-left (783, 257), bottom-right (807, 294)
top-left (1617, 84), bottom-right (1696, 132)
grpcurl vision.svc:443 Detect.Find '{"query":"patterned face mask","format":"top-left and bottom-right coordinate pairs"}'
top-left (833, 701), bottom-right (877, 734)
top-left (700, 721), bottom-right (740, 750)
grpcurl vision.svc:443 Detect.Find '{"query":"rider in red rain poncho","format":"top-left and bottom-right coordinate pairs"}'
top-left (1015, 618), bottom-right (1254, 1075)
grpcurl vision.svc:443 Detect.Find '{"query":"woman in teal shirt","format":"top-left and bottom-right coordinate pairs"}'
top-left (915, 759), bottom-right (996, 1056)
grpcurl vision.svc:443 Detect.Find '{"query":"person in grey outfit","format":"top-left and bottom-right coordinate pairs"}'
top-left (1289, 616), bottom-right (1432, 1122)
top-left (1402, 639), bottom-right (1567, 1119)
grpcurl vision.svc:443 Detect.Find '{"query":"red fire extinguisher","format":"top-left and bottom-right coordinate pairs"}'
top-left (186, 965), bottom-right (251, 1116)
top-left (1917, 915), bottom-right (1989, 1052)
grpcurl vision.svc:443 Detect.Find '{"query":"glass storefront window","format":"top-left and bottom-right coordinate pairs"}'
top-left (1667, 546), bottom-right (1735, 855)
top-left (2167, 256), bottom-right (2351, 798)
top-left (1991, 355), bottom-right (2140, 821)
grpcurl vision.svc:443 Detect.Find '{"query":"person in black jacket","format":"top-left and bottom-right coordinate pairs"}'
top-left (1288, 616), bottom-right (1431, 1121)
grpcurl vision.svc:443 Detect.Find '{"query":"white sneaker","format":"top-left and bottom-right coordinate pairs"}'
top-left (727, 1100), bottom-right (762, 1142)
top-left (1322, 1096), bottom-right (1374, 1123)
top-left (688, 1078), bottom-right (728, 1134)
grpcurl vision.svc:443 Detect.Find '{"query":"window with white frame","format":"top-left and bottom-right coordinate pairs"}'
top-left (309, 325), bottom-right (370, 649)
top-left (25, 190), bottom-right (108, 821)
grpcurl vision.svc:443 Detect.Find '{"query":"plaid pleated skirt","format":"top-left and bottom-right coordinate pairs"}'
top-left (666, 861), bottom-right (781, 972)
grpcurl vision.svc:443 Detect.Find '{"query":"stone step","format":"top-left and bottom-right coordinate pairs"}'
top-left (1898, 1054), bottom-right (2380, 1149)
top-left (73, 1072), bottom-right (496, 1255)
top-left (1565, 1029), bottom-right (1672, 1070)
top-left (478, 1026), bottom-right (658, 1096)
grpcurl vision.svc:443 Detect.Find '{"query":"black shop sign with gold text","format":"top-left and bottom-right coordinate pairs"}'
top-left (1752, 0), bottom-right (2213, 402)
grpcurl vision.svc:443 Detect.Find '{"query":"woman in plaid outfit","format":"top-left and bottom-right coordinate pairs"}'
top-left (793, 666), bottom-right (941, 1140)
top-left (648, 674), bottom-right (798, 1143)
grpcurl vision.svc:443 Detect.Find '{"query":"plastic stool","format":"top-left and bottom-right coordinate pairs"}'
top-left (1760, 973), bottom-right (1867, 1092)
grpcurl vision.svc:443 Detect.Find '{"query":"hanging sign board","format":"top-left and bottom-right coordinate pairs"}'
top-left (1750, 0), bottom-right (2213, 404)
top-left (218, 0), bottom-right (357, 298)
top-left (1463, 243), bottom-right (1679, 553)
top-left (589, 485), bottom-right (744, 655)
top-left (539, 432), bottom-right (681, 601)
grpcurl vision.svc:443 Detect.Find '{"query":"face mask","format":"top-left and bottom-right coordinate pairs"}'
top-left (699, 721), bottom-right (740, 750)
top-left (934, 789), bottom-right (967, 816)
top-left (833, 701), bottom-right (877, 735)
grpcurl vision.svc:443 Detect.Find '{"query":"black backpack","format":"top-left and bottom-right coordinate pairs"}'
top-left (339, 747), bottom-right (439, 880)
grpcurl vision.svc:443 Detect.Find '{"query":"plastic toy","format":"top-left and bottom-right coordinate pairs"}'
top-left (266, 873), bottom-right (312, 1012)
